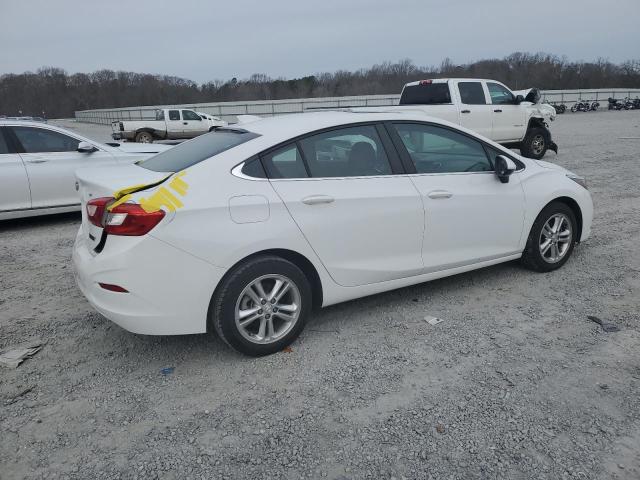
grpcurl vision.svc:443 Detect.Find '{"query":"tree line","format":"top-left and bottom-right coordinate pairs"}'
top-left (1, 52), bottom-right (639, 118)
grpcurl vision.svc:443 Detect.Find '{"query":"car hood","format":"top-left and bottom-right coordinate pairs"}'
top-left (535, 160), bottom-right (571, 174)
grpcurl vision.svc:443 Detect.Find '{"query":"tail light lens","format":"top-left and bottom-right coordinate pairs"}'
top-left (86, 197), bottom-right (112, 227)
top-left (104, 203), bottom-right (165, 236)
top-left (86, 197), bottom-right (165, 236)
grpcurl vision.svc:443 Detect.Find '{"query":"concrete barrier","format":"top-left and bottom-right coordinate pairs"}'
top-left (75, 89), bottom-right (640, 124)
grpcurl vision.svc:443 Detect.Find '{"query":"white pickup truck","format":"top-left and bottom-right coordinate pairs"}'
top-left (111, 108), bottom-right (227, 143)
top-left (360, 78), bottom-right (557, 159)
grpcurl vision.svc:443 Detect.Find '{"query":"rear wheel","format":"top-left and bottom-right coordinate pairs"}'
top-left (211, 256), bottom-right (312, 356)
top-left (521, 202), bottom-right (577, 272)
top-left (135, 131), bottom-right (153, 143)
top-left (520, 126), bottom-right (549, 159)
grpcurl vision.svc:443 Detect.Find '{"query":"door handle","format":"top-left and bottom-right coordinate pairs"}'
top-left (183, 122), bottom-right (188, 125)
top-left (25, 159), bottom-right (48, 164)
top-left (461, 109), bottom-right (471, 114)
top-left (427, 190), bottom-right (453, 199)
top-left (494, 109), bottom-right (503, 113)
top-left (301, 195), bottom-right (335, 205)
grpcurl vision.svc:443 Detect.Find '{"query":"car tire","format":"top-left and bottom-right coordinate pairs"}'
top-left (135, 131), bottom-right (153, 143)
top-left (210, 255), bottom-right (312, 356)
top-left (520, 126), bottom-right (549, 159)
top-left (521, 201), bottom-right (578, 273)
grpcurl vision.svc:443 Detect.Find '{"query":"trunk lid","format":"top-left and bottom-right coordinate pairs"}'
top-left (76, 164), bottom-right (172, 251)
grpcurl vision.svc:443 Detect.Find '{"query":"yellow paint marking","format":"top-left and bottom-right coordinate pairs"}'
top-left (139, 187), bottom-right (184, 213)
top-left (109, 171), bottom-right (190, 213)
top-left (168, 171), bottom-right (189, 196)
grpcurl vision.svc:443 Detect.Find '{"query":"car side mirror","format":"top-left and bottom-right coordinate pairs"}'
top-left (495, 155), bottom-right (517, 183)
top-left (515, 94), bottom-right (524, 104)
top-left (77, 141), bottom-right (98, 153)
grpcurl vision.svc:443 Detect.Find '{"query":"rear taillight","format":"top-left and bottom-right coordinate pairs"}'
top-left (104, 203), bottom-right (165, 236)
top-left (87, 197), bottom-right (112, 227)
top-left (87, 197), bottom-right (165, 236)
top-left (98, 283), bottom-right (129, 293)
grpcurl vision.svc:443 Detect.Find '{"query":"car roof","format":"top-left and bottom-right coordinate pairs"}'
top-left (238, 110), bottom-right (462, 143)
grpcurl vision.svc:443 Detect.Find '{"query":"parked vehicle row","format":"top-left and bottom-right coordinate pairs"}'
top-left (72, 111), bottom-right (593, 356)
top-left (547, 102), bottom-right (567, 114)
top-left (608, 97), bottom-right (640, 110)
top-left (111, 108), bottom-right (227, 143)
top-left (570, 100), bottom-right (600, 112)
top-left (355, 78), bottom-right (558, 160)
top-left (0, 120), bottom-right (171, 220)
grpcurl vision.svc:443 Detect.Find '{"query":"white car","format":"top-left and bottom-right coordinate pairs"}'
top-left (0, 120), bottom-right (171, 220)
top-left (72, 111), bottom-right (593, 356)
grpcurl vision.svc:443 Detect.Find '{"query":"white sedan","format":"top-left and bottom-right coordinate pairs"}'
top-left (0, 120), bottom-right (171, 220)
top-left (72, 111), bottom-right (593, 356)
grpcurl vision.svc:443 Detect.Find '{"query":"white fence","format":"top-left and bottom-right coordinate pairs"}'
top-left (75, 88), bottom-right (640, 124)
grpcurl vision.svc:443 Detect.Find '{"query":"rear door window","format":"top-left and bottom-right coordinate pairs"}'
top-left (298, 125), bottom-right (392, 178)
top-left (168, 110), bottom-right (181, 121)
top-left (0, 128), bottom-right (12, 154)
top-left (458, 82), bottom-right (487, 105)
top-left (11, 126), bottom-right (80, 153)
top-left (399, 83), bottom-right (451, 105)
top-left (139, 129), bottom-right (260, 172)
top-left (261, 144), bottom-right (309, 179)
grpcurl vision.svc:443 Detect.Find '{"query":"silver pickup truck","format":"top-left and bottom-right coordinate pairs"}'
top-left (112, 108), bottom-right (227, 143)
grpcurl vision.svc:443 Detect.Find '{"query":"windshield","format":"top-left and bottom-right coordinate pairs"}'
top-left (138, 129), bottom-right (260, 172)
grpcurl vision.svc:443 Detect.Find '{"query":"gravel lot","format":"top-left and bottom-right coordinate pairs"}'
top-left (2, 112), bottom-right (639, 480)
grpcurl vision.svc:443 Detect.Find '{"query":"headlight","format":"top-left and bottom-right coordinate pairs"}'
top-left (567, 173), bottom-right (588, 190)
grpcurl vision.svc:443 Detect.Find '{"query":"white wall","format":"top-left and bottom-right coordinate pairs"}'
top-left (75, 89), bottom-right (640, 124)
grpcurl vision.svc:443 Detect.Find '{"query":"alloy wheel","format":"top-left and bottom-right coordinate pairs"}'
top-left (234, 274), bottom-right (301, 344)
top-left (539, 213), bottom-right (572, 263)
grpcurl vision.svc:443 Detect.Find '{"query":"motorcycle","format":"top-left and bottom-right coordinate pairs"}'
top-left (570, 99), bottom-right (590, 112)
top-left (549, 102), bottom-right (566, 114)
top-left (590, 101), bottom-right (600, 111)
top-left (607, 97), bottom-right (624, 110)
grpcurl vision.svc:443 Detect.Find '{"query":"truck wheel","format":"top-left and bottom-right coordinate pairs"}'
top-left (135, 131), bottom-right (153, 143)
top-left (520, 127), bottom-right (549, 159)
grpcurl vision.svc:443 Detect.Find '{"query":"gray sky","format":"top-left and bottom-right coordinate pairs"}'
top-left (1, 0), bottom-right (639, 83)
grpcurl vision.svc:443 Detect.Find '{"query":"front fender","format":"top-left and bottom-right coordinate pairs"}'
top-left (520, 169), bottom-right (593, 246)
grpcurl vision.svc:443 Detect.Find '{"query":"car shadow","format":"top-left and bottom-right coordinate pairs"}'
top-left (0, 212), bottom-right (81, 232)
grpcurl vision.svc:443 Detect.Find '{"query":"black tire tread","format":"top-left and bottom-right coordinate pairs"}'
top-left (521, 126), bottom-right (549, 159)
top-left (521, 201), bottom-right (577, 272)
top-left (210, 255), bottom-right (311, 356)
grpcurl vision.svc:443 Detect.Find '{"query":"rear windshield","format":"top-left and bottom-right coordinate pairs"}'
top-left (399, 83), bottom-right (451, 105)
top-left (139, 129), bottom-right (260, 172)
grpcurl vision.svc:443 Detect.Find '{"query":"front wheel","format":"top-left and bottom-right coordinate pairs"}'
top-left (210, 256), bottom-right (312, 356)
top-left (521, 202), bottom-right (577, 272)
top-left (520, 126), bottom-right (549, 159)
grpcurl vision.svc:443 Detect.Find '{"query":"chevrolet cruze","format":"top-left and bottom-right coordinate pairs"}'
top-left (72, 112), bottom-right (593, 356)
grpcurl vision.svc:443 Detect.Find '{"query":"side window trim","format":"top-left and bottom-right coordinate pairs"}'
top-left (383, 121), bottom-right (417, 174)
top-left (258, 121), bottom-right (406, 180)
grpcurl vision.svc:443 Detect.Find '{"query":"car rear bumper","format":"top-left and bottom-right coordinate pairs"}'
top-left (72, 230), bottom-right (226, 335)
